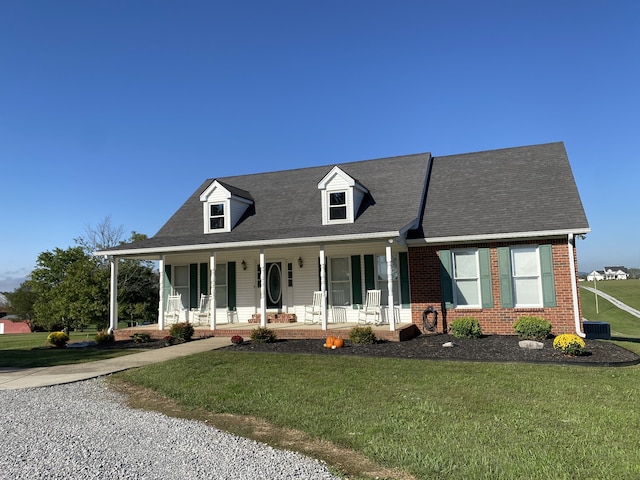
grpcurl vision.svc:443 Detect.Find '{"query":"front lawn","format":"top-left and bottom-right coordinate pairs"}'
top-left (114, 351), bottom-right (640, 479)
top-left (0, 331), bottom-right (139, 368)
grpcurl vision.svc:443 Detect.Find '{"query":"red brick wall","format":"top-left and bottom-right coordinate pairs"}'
top-left (408, 238), bottom-right (583, 336)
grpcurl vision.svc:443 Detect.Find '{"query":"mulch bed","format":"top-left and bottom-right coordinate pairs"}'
top-left (219, 334), bottom-right (640, 367)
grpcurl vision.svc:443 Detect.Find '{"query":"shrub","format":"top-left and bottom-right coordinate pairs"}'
top-left (94, 330), bottom-right (115, 345)
top-left (47, 331), bottom-right (69, 347)
top-left (250, 327), bottom-right (277, 343)
top-left (231, 335), bottom-right (244, 345)
top-left (130, 333), bottom-right (152, 344)
top-left (513, 316), bottom-right (552, 340)
top-left (450, 317), bottom-right (482, 338)
top-left (553, 334), bottom-right (586, 356)
top-left (169, 322), bottom-right (195, 343)
top-left (163, 335), bottom-right (174, 346)
top-left (349, 326), bottom-right (377, 345)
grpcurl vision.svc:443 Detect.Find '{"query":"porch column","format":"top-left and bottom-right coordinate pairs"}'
top-left (320, 245), bottom-right (327, 330)
top-left (210, 253), bottom-right (217, 330)
top-left (386, 241), bottom-right (396, 332)
top-left (158, 257), bottom-right (165, 330)
top-left (108, 256), bottom-right (118, 334)
top-left (260, 249), bottom-right (267, 327)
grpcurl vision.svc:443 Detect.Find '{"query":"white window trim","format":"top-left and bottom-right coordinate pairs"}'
top-left (451, 249), bottom-right (481, 308)
top-left (511, 246), bottom-right (543, 308)
top-left (329, 257), bottom-right (352, 306)
top-left (203, 200), bottom-right (231, 233)
top-left (325, 189), bottom-right (352, 224)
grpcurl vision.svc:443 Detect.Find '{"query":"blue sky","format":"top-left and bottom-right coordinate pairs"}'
top-left (1, 1), bottom-right (639, 291)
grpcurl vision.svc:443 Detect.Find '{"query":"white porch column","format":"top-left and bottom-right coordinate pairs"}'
top-left (260, 249), bottom-right (267, 327)
top-left (210, 253), bottom-right (217, 330)
top-left (158, 257), bottom-right (165, 330)
top-left (108, 256), bottom-right (118, 334)
top-left (386, 242), bottom-right (396, 332)
top-left (568, 234), bottom-right (585, 338)
top-left (320, 245), bottom-right (327, 330)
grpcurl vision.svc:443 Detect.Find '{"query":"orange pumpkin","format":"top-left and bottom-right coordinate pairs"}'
top-left (333, 337), bottom-right (344, 349)
top-left (324, 336), bottom-right (335, 348)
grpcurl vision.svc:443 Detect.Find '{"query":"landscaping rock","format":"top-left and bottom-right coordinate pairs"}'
top-left (519, 340), bottom-right (544, 350)
top-left (442, 341), bottom-right (456, 348)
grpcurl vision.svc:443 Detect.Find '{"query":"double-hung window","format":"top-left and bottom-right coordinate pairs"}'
top-left (215, 264), bottom-right (227, 308)
top-left (376, 255), bottom-right (400, 306)
top-left (209, 204), bottom-right (225, 230)
top-left (511, 246), bottom-right (542, 307)
top-left (329, 192), bottom-right (347, 220)
top-left (452, 250), bottom-right (480, 307)
top-left (330, 257), bottom-right (351, 306)
top-left (173, 265), bottom-right (190, 309)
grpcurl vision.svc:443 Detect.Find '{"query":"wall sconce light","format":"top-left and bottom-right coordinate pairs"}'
top-left (241, 259), bottom-right (247, 270)
top-left (298, 257), bottom-right (304, 268)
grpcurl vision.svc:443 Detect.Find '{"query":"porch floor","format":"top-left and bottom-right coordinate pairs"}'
top-left (115, 321), bottom-right (422, 342)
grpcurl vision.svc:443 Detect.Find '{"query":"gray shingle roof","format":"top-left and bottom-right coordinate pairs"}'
top-left (99, 142), bottom-right (589, 255)
top-left (417, 142), bottom-right (589, 240)
top-left (107, 152), bottom-right (431, 253)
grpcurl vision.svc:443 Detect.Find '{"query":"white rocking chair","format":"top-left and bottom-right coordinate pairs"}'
top-left (304, 291), bottom-right (323, 324)
top-left (190, 294), bottom-right (211, 326)
top-left (165, 294), bottom-right (183, 325)
top-left (357, 290), bottom-right (381, 325)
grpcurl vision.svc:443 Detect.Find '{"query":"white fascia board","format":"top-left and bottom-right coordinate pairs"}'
top-left (406, 227), bottom-right (591, 246)
top-left (95, 231), bottom-right (402, 258)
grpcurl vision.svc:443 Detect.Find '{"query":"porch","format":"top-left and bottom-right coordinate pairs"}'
top-left (114, 321), bottom-right (422, 343)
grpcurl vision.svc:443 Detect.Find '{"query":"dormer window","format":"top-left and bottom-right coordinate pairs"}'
top-left (209, 204), bottom-right (225, 230)
top-left (329, 192), bottom-right (347, 220)
top-left (318, 166), bottom-right (369, 225)
top-left (200, 180), bottom-right (253, 234)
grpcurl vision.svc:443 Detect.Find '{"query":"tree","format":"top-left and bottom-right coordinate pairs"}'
top-left (75, 215), bottom-right (125, 257)
top-left (4, 280), bottom-right (37, 330)
top-left (30, 247), bottom-right (109, 331)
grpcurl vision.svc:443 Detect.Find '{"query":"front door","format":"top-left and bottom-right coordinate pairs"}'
top-left (266, 262), bottom-right (282, 309)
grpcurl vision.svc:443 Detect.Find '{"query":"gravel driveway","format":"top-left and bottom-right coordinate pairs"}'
top-left (0, 379), bottom-right (339, 480)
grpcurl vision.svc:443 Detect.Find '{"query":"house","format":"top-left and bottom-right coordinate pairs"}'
top-left (96, 142), bottom-right (590, 339)
top-left (0, 318), bottom-right (31, 334)
top-left (586, 270), bottom-right (605, 281)
top-left (603, 266), bottom-right (629, 280)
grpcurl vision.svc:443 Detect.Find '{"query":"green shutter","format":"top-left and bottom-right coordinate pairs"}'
top-left (364, 255), bottom-right (375, 291)
top-left (478, 248), bottom-right (493, 308)
top-left (497, 247), bottom-right (514, 308)
top-left (439, 250), bottom-right (454, 309)
top-left (227, 261), bottom-right (236, 310)
top-left (351, 255), bottom-right (362, 305)
top-left (163, 264), bottom-right (172, 304)
top-left (189, 264), bottom-right (198, 308)
top-left (539, 245), bottom-right (557, 307)
top-left (399, 252), bottom-right (410, 308)
top-left (199, 263), bottom-right (208, 297)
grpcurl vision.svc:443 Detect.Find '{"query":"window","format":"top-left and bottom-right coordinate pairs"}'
top-left (376, 255), bottom-right (399, 306)
top-left (511, 246), bottom-right (541, 307)
top-left (173, 265), bottom-right (190, 309)
top-left (329, 192), bottom-right (347, 220)
top-left (330, 257), bottom-right (351, 306)
top-left (215, 264), bottom-right (227, 308)
top-left (452, 250), bottom-right (480, 307)
top-left (209, 203), bottom-right (225, 230)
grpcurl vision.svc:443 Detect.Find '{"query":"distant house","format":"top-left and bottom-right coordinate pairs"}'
top-left (587, 267), bottom-right (630, 281)
top-left (586, 270), bottom-right (605, 281)
top-left (0, 318), bottom-right (31, 334)
top-left (97, 142), bottom-right (590, 338)
top-left (603, 266), bottom-right (629, 280)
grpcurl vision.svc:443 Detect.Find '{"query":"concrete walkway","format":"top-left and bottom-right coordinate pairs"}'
top-left (0, 337), bottom-right (232, 391)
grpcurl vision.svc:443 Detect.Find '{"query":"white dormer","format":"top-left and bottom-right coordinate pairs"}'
top-left (199, 180), bottom-right (253, 234)
top-left (317, 166), bottom-right (369, 225)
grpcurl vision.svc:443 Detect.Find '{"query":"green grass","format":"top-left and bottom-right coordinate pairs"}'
top-left (587, 279), bottom-right (640, 311)
top-left (115, 352), bottom-right (640, 479)
top-left (0, 330), bottom-right (137, 368)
